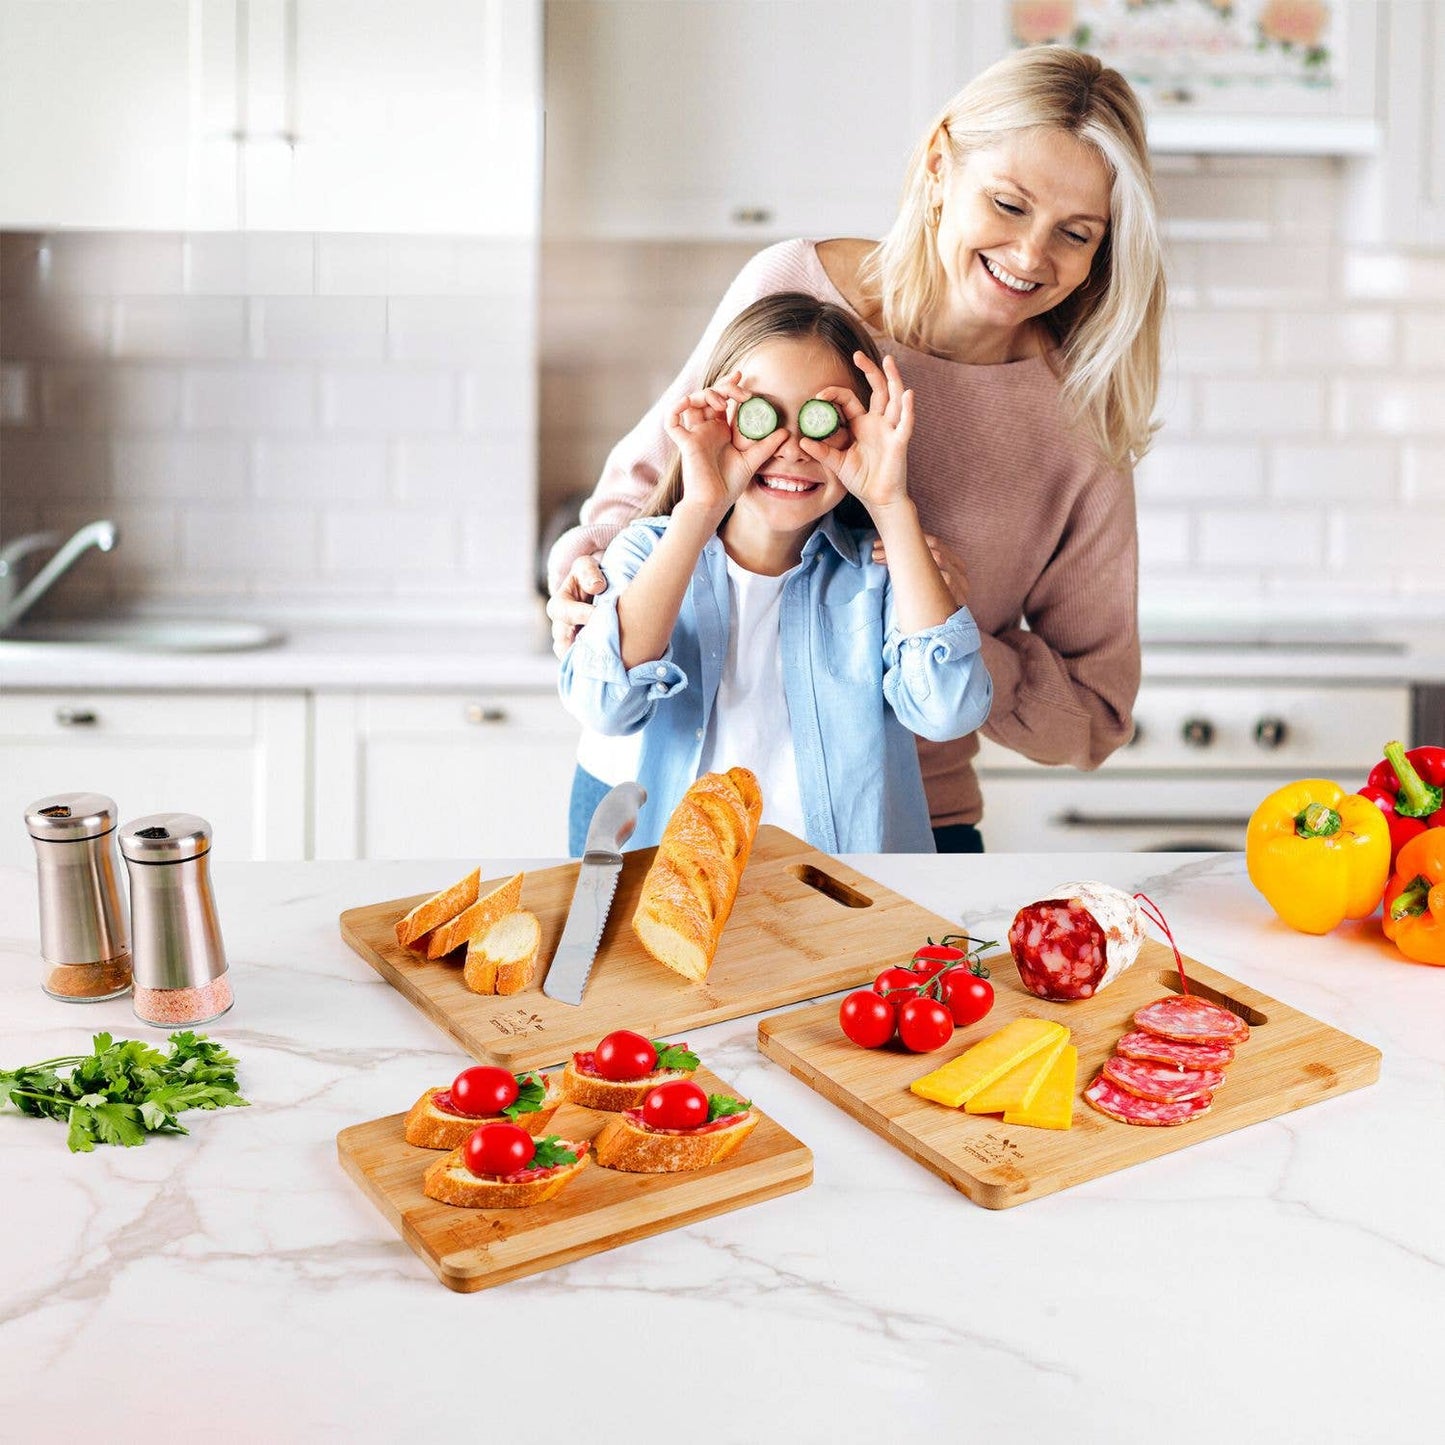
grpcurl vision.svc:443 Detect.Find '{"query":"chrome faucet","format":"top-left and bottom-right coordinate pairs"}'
top-left (0, 519), bottom-right (119, 632)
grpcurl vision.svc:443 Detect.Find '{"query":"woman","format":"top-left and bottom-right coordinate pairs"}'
top-left (547, 45), bottom-right (1166, 854)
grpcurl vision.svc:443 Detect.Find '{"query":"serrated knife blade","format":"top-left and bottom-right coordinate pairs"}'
top-left (542, 781), bottom-right (645, 1006)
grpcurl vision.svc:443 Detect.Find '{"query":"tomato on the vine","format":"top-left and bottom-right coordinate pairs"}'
top-left (449, 1065), bottom-right (518, 1117)
top-left (641, 1079), bottom-right (709, 1130)
top-left (840, 990), bottom-right (896, 1049)
top-left (938, 963), bottom-right (995, 1027)
top-left (896, 996), bottom-right (954, 1053)
top-left (464, 1121), bottom-right (535, 1177)
top-left (873, 966), bottom-right (922, 1002)
top-left (594, 1029), bottom-right (657, 1081)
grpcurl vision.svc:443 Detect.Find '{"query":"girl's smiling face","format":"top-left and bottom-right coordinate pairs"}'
top-left (929, 125), bottom-right (1112, 353)
top-left (724, 335), bottom-right (857, 566)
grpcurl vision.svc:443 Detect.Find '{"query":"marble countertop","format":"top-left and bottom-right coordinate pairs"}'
top-left (2, 851), bottom-right (1441, 1443)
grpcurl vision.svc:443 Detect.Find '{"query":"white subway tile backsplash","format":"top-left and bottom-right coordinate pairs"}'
top-left (1401, 314), bottom-right (1445, 369)
top-left (1270, 443), bottom-right (1398, 500)
top-left (1333, 378), bottom-right (1445, 436)
top-left (236, 236), bottom-right (317, 295)
top-left (43, 233), bottom-right (185, 295)
top-left (182, 505), bottom-right (319, 574)
top-left (40, 363), bottom-right (181, 429)
top-left (113, 298), bottom-right (248, 360)
top-left (1198, 378), bottom-right (1325, 435)
top-left (460, 365), bottom-right (537, 435)
top-left (316, 236), bottom-right (391, 295)
top-left (112, 435), bottom-right (248, 499)
top-left (252, 298), bottom-right (387, 361)
top-left (1343, 251), bottom-right (1445, 303)
top-left (1136, 508), bottom-right (1191, 568)
top-left (387, 298), bottom-right (529, 362)
top-left (1135, 442), bottom-right (1264, 501)
top-left (1198, 508), bottom-right (1325, 569)
top-left (321, 506), bottom-right (455, 572)
top-left (1156, 174), bottom-right (1272, 238)
top-left (1404, 446), bottom-right (1445, 500)
top-left (1329, 511), bottom-right (1432, 569)
top-left (1271, 310), bottom-right (1396, 369)
top-left (253, 437), bottom-right (387, 501)
top-left (393, 436), bottom-right (533, 503)
top-left (183, 365), bottom-right (316, 430)
top-left (1199, 242), bottom-right (1332, 306)
top-left (1165, 311), bottom-right (1267, 371)
top-left (0, 298), bottom-right (111, 359)
top-left (321, 367), bottom-right (457, 432)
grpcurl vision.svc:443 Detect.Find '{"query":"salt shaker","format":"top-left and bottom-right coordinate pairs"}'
top-left (25, 791), bottom-right (132, 1002)
top-left (119, 812), bottom-right (233, 1027)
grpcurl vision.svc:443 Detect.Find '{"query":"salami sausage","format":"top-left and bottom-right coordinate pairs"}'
top-left (1084, 1075), bottom-right (1214, 1127)
top-left (1133, 995), bottom-right (1250, 1046)
top-left (1101, 1055), bottom-right (1224, 1103)
top-left (1114, 1029), bottom-right (1234, 1069)
top-left (1007, 882), bottom-right (1146, 1002)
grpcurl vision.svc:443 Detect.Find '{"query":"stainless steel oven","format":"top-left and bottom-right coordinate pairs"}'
top-left (975, 678), bottom-right (1417, 853)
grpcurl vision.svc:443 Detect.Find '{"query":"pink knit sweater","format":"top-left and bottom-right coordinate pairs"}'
top-left (547, 239), bottom-right (1141, 830)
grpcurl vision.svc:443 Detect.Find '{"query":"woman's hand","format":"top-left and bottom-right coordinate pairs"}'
top-left (663, 371), bottom-right (784, 519)
top-left (800, 352), bottom-right (915, 514)
top-left (547, 552), bottom-right (607, 658)
top-left (872, 533), bottom-right (972, 609)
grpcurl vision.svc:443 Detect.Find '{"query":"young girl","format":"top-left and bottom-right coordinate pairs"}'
top-left (558, 292), bottom-right (992, 853)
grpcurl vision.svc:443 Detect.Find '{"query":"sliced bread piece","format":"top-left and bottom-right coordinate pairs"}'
top-left (403, 1072), bottom-right (562, 1150)
top-left (425, 871), bottom-right (524, 960)
top-left (592, 1108), bottom-right (758, 1173)
top-left (393, 866), bottom-right (480, 950)
top-left (463, 909), bottom-right (542, 995)
top-left (422, 1140), bottom-right (591, 1208)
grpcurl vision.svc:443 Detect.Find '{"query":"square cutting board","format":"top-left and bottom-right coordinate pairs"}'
top-left (336, 1065), bottom-right (812, 1292)
top-left (338, 826), bottom-right (956, 1070)
top-left (757, 941), bottom-right (1381, 1210)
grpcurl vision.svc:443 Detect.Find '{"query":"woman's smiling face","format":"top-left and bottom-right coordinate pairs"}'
top-left (930, 125), bottom-right (1112, 349)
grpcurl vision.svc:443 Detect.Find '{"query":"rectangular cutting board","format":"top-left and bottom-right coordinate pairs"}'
top-left (336, 1065), bottom-right (812, 1292)
top-left (757, 941), bottom-right (1381, 1210)
top-left (339, 826), bottom-right (955, 1070)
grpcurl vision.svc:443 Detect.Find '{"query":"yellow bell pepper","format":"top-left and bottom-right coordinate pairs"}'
top-left (1246, 779), bottom-right (1391, 935)
top-left (1381, 827), bottom-right (1445, 966)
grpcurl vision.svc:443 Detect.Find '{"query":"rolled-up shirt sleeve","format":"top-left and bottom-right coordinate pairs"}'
top-left (883, 605), bottom-right (993, 743)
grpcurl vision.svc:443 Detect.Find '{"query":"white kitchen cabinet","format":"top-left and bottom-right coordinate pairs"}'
top-left (0, 691), bottom-right (308, 867)
top-left (543, 0), bottom-right (963, 241)
top-left (0, 0), bottom-right (541, 233)
top-left (312, 690), bottom-right (578, 861)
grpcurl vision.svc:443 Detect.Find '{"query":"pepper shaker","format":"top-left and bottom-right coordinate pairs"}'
top-left (25, 791), bottom-right (133, 1001)
top-left (119, 812), bottom-right (233, 1027)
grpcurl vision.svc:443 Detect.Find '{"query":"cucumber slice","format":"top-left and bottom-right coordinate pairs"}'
top-left (798, 398), bottom-right (841, 439)
top-left (735, 397), bottom-right (779, 440)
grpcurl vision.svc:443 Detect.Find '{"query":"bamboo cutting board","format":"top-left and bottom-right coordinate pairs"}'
top-left (336, 1065), bottom-right (812, 1292)
top-left (757, 941), bottom-right (1381, 1210)
top-left (339, 827), bottom-right (956, 1070)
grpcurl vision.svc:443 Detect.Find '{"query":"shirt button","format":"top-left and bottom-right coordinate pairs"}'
top-left (695, 728), bottom-right (704, 740)
top-left (655, 664), bottom-right (667, 677)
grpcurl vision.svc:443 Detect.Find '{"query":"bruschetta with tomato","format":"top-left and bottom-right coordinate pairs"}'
top-left (561, 1030), bottom-right (699, 1111)
top-left (422, 1124), bottom-right (592, 1209)
top-left (404, 1065), bottom-right (561, 1151)
top-left (593, 1080), bottom-right (758, 1173)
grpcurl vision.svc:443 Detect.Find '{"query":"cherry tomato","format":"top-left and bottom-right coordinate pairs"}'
top-left (594, 1029), bottom-right (658, 1081)
top-left (463, 1121), bottom-right (535, 1177)
top-left (896, 996), bottom-right (954, 1053)
top-left (449, 1065), bottom-right (518, 1117)
top-left (873, 966), bottom-right (923, 1002)
top-left (840, 990), bottom-right (896, 1048)
top-left (938, 964), bottom-right (995, 1027)
top-left (641, 1079), bottom-right (709, 1130)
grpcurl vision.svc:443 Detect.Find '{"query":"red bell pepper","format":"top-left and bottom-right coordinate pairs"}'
top-left (1359, 740), bottom-right (1445, 866)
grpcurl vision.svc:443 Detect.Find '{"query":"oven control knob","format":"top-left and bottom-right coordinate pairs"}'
top-left (1181, 717), bottom-right (1215, 748)
top-left (1126, 721), bottom-right (1145, 748)
top-left (1254, 716), bottom-right (1289, 750)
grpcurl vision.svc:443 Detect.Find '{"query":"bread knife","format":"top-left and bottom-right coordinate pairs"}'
top-left (543, 781), bottom-right (646, 1006)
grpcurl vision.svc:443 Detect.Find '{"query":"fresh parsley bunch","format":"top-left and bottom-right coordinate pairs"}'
top-left (0, 1031), bottom-right (249, 1152)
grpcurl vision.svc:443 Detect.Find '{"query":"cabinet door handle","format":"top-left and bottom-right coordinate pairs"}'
top-left (465, 704), bottom-right (508, 725)
top-left (731, 206), bottom-right (773, 226)
top-left (1055, 810), bottom-right (1252, 830)
top-left (55, 707), bottom-right (99, 727)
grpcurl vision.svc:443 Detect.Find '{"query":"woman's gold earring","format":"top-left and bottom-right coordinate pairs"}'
top-left (926, 199), bottom-right (942, 229)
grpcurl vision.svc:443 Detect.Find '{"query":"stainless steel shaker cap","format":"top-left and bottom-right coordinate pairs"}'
top-left (119, 812), bottom-right (212, 863)
top-left (26, 792), bottom-right (119, 842)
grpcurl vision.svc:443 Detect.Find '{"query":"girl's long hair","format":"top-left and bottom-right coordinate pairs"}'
top-left (861, 44), bottom-right (1165, 469)
top-left (642, 291), bottom-right (882, 524)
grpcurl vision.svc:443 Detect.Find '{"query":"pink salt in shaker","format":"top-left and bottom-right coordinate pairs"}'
top-left (119, 813), bottom-right (233, 1028)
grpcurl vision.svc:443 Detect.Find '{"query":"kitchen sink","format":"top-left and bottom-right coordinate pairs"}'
top-left (0, 617), bottom-right (285, 652)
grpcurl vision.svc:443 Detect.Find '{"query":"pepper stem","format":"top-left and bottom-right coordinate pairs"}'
top-left (1384, 740), bottom-right (1444, 819)
top-left (1294, 802), bottom-right (1342, 839)
top-left (1390, 875), bottom-right (1432, 920)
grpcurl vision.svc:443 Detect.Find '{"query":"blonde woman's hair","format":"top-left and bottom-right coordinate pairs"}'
top-left (862, 45), bottom-right (1165, 468)
top-left (642, 292), bottom-right (882, 522)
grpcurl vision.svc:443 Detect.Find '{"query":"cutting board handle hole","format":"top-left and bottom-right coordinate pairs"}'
top-left (789, 864), bottom-right (873, 909)
top-left (1154, 971), bottom-right (1268, 1027)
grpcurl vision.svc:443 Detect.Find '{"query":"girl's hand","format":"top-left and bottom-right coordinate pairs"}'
top-left (663, 370), bottom-right (784, 518)
top-left (799, 352), bottom-right (914, 513)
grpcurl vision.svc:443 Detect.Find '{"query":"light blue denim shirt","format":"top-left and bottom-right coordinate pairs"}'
top-left (558, 511), bottom-right (993, 853)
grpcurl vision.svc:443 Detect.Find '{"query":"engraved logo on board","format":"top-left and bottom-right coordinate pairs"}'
top-left (490, 1009), bottom-right (545, 1037)
top-left (961, 1133), bottom-right (1025, 1167)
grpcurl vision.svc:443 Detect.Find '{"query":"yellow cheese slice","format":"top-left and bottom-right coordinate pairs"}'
top-left (1004, 1044), bottom-right (1077, 1130)
top-left (910, 1018), bottom-right (1067, 1108)
top-left (963, 1030), bottom-right (1069, 1115)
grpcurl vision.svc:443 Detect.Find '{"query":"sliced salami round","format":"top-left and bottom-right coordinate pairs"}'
top-left (1084, 1075), bottom-right (1214, 1127)
top-left (1133, 995), bottom-right (1249, 1045)
top-left (1007, 882), bottom-right (1145, 1002)
top-left (1114, 1029), bottom-right (1235, 1070)
top-left (1101, 1055), bottom-right (1225, 1103)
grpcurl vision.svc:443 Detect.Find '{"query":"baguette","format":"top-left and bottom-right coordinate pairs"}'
top-left (592, 1108), bottom-right (759, 1173)
top-left (425, 871), bottom-right (524, 960)
top-left (422, 1140), bottom-right (591, 1209)
top-left (403, 1073), bottom-right (562, 1151)
top-left (631, 767), bottom-right (762, 983)
top-left (464, 909), bottom-right (542, 995)
top-left (559, 1056), bottom-right (696, 1112)
top-left (393, 867), bottom-right (480, 950)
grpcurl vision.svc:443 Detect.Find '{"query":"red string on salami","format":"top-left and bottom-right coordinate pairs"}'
top-left (1132, 892), bottom-right (1190, 996)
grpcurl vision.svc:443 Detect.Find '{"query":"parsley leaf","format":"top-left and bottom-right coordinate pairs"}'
top-left (651, 1040), bottom-right (700, 1073)
top-left (706, 1094), bottom-right (751, 1123)
top-left (503, 1073), bottom-right (548, 1122)
top-left (529, 1136), bottom-right (579, 1169)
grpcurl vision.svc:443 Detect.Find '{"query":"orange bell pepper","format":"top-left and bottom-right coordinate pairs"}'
top-left (1381, 827), bottom-right (1445, 967)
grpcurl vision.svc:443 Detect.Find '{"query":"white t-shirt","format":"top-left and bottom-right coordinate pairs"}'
top-left (696, 556), bottom-right (806, 837)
